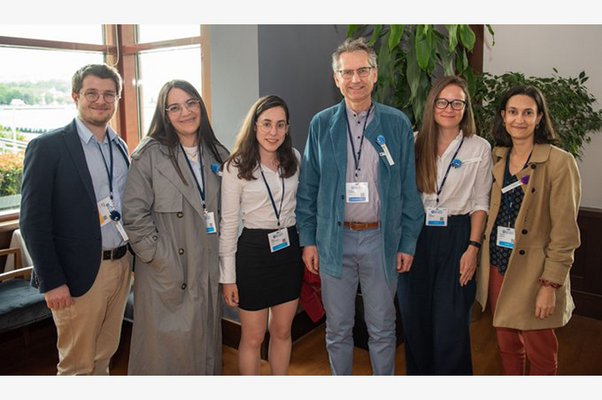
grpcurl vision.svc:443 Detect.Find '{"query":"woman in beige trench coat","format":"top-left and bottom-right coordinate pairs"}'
top-left (123, 80), bottom-right (229, 374)
top-left (476, 85), bottom-right (581, 375)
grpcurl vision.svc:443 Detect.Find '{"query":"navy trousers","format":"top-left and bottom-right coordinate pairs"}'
top-left (397, 215), bottom-right (475, 375)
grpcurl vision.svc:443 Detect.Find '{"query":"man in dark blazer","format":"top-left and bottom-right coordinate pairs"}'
top-left (20, 64), bottom-right (132, 375)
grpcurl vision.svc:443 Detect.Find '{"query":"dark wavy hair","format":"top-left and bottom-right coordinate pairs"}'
top-left (225, 95), bottom-right (298, 181)
top-left (146, 80), bottom-right (227, 184)
top-left (492, 85), bottom-right (557, 147)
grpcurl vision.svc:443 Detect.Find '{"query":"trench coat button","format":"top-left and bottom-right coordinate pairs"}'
top-left (152, 235), bottom-right (158, 241)
top-left (519, 249), bottom-right (525, 255)
top-left (522, 229), bottom-right (528, 234)
top-left (531, 164), bottom-right (537, 169)
top-left (181, 283), bottom-right (187, 290)
top-left (178, 248), bottom-right (185, 255)
top-left (177, 212), bottom-right (183, 218)
top-left (531, 188), bottom-right (536, 193)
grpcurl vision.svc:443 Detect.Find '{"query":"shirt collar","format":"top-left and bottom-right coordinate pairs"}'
top-left (345, 103), bottom-right (373, 120)
top-left (75, 117), bottom-right (117, 145)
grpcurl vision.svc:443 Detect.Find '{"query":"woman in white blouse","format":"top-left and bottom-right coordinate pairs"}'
top-left (397, 76), bottom-right (493, 375)
top-left (219, 95), bottom-right (303, 375)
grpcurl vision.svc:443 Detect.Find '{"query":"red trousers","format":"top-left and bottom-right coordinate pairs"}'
top-left (489, 267), bottom-right (558, 375)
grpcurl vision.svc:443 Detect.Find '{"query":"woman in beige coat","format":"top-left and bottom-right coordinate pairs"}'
top-left (476, 85), bottom-right (581, 375)
top-left (123, 80), bottom-right (229, 374)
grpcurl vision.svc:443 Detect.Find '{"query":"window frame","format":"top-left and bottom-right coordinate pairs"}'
top-left (0, 24), bottom-right (210, 222)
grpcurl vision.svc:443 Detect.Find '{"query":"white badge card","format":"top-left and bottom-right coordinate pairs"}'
top-left (425, 207), bottom-right (448, 227)
top-left (98, 196), bottom-right (116, 227)
top-left (496, 226), bottom-right (515, 249)
top-left (205, 211), bottom-right (217, 234)
top-left (268, 228), bottom-right (290, 253)
top-left (346, 182), bottom-right (369, 203)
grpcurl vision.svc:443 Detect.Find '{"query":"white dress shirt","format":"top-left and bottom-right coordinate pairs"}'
top-left (421, 131), bottom-right (493, 215)
top-left (219, 149), bottom-right (300, 284)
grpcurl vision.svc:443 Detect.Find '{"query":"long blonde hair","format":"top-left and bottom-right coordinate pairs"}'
top-left (415, 76), bottom-right (476, 194)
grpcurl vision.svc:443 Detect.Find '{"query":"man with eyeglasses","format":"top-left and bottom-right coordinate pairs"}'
top-left (20, 64), bottom-right (132, 375)
top-left (296, 38), bottom-right (424, 375)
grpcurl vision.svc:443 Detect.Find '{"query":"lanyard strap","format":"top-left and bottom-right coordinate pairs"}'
top-left (260, 167), bottom-right (285, 227)
top-left (96, 132), bottom-right (115, 199)
top-left (436, 136), bottom-right (464, 204)
top-left (180, 143), bottom-right (207, 211)
top-left (502, 149), bottom-right (532, 225)
top-left (345, 106), bottom-right (372, 179)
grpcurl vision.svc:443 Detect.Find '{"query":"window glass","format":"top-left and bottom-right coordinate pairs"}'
top-left (0, 47), bottom-right (103, 214)
top-left (137, 46), bottom-right (202, 135)
top-left (137, 25), bottom-right (200, 43)
top-left (0, 24), bottom-right (103, 44)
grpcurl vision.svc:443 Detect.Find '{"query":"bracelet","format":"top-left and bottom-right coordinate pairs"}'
top-left (538, 278), bottom-right (562, 289)
top-left (468, 240), bottom-right (481, 249)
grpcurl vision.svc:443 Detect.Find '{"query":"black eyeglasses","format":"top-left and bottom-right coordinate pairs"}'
top-left (434, 98), bottom-right (466, 111)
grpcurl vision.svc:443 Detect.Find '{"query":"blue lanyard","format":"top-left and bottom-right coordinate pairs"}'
top-left (180, 144), bottom-right (207, 211)
top-left (345, 106), bottom-right (372, 179)
top-left (260, 167), bottom-right (285, 227)
top-left (96, 132), bottom-right (116, 200)
top-left (435, 136), bottom-right (464, 204)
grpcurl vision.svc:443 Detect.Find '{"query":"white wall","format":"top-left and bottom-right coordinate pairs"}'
top-left (209, 25), bottom-right (259, 150)
top-left (483, 25), bottom-right (602, 209)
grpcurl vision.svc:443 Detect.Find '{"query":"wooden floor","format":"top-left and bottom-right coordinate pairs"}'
top-left (1, 308), bottom-right (601, 375)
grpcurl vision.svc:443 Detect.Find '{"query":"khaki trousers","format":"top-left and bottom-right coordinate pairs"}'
top-left (51, 253), bottom-right (132, 375)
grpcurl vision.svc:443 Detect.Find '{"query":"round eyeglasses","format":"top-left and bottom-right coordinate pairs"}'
top-left (80, 91), bottom-right (119, 103)
top-left (166, 98), bottom-right (202, 115)
top-left (435, 98), bottom-right (466, 111)
top-left (256, 120), bottom-right (288, 133)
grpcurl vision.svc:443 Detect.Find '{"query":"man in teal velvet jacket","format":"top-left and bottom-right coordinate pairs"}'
top-left (296, 38), bottom-right (424, 375)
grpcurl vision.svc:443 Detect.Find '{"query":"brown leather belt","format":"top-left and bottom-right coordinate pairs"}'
top-left (343, 221), bottom-right (379, 231)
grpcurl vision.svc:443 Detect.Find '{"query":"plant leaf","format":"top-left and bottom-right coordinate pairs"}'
top-left (388, 25), bottom-right (405, 51)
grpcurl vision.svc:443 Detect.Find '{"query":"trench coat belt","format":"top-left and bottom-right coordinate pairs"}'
top-left (102, 245), bottom-right (128, 261)
top-left (343, 221), bottom-right (380, 231)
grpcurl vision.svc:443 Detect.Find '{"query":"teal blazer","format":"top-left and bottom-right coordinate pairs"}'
top-left (296, 100), bottom-right (424, 282)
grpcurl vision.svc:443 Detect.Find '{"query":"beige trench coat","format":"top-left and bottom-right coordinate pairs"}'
top-left (123, 137), bottom-right (229, 374)
top-left (476, 144), bottom-right (581, 330)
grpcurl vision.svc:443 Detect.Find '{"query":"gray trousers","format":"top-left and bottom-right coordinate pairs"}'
top-left (320, 228), bottom-right (397, 375)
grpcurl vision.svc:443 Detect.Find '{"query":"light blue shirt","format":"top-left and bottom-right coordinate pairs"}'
top-left (75, 117), bottom-right (129, 250)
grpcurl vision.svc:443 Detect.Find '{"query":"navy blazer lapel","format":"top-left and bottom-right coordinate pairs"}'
top-left (62, 120), bottom-right (97, 206)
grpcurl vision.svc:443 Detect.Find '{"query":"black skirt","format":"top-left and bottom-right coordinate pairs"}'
top-left (235, 226), bottom-right (304, 311)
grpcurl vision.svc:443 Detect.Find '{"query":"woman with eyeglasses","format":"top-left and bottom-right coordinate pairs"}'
top-left (397, 76), bottom-right (492, 375)
top-left (476, 86), bottom-right (581, 375)
top-left (122, 80), bottom-right (229, 374)
top-left (219, 95), bottom-right (304, 375)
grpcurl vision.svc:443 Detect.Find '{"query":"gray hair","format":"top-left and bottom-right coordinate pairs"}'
top-left (331, 37), bottom-right (378, 72)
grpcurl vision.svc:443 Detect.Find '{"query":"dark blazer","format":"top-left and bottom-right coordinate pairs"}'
top-left (20, 120), bottom-right (129, 297)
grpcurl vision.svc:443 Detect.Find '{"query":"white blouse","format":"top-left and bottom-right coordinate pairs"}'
top-left (219, 149), bottom-right (300, 284)
top-left (421, 131), bottom-right (493, 216)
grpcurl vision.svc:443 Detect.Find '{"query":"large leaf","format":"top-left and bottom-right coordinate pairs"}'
top-left (458, 25), bottom-right (476, 50)
top-left (388, 25), bottom-right (405, 51)
top-left (415, 26), bottom-right (431, 70)
top-left (369, 25), bottom-right (383, 47)
top-left (446, 25), bottom-right (458, 52)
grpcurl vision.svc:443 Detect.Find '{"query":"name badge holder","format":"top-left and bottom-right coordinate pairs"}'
top-left (96, 134), bottom-right (128, 241)
top-left (260, 168), bottom-right (290, 252)
top-left (346, 181), bottom-right (369, 203)
top-left (180, 144), bottom-right (217, 234)
top-left (496, 151), bottom-right (531, 249)
top-left (425, 206), bottom-right (448, 227)
top-left (427, 137), bottom-right (464, 227)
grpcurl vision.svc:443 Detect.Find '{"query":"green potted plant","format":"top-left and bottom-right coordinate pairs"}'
top-left (347, 25), bottom-right (602, 158)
